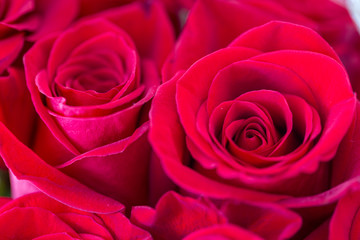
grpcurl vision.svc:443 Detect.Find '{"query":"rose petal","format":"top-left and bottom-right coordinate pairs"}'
top-left (162, 0), bottom-right (314, 80)
top-left (229, 20), bottom-right (340, 63)
top-left (0, 122), bottom-right (124, 213)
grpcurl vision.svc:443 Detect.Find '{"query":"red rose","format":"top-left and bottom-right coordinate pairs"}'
top-left (131, 191), bottom-right (301, 239)
top-left (150, 20), bottom-right (358, 235)
top-left (0, 1), bottom-right (175, 211)
top-left (0, 192), bottom-right (150, 239)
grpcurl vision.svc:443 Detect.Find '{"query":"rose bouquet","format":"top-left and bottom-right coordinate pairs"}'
top-left (0, 0), bottom-right (359, 239)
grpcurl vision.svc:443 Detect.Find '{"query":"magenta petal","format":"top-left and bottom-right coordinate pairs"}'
top-left (331, 101), bottom-right (360, 186)
top-left (0, 67), bottom-right (36, 151)
top-left (95, 1), bottom-right (175, 69)
top-left (0, 198), bottom-right (11, 207)
top-left (0, 192), bottom-right (148, 239)
top-left (48, 85), bottom-right (144, 118)
top-left (0, 33), bottom-right (24, 73)
top-left (176, 47), bottom-right (260, 164)
top-left (162, 0), bottom-right (313, 80)
top-left (27, 0), bottom-right (79, 41)
top-left (230, 21), bottom-right (340, 63)
top-left (207, 59), bottom-right (316, 114)
top-left (149, 71), bottom-right (189, 175)
top-left (58, 123), bottom-right (152, 207)
top-left (47, 19), bottom-right (134, 80)
top-left (56, 213), bottom-right (113, 239)
top-left (99, 210), bottom-right (151, 239)
top-left (0, 122), bottom-right (124, 213)
top-left (252, 51), bottom-right (353, 116)
top-left (4, 0), bottom-right (35, 22)
top-left (329, 185), bottom-right (360, 240)
top-left (48, 85), bottom-right (153, 152)
top-left (25, 35), bottom-right (80, 155)
top-left (221, 200), bottom-right (301, 240)
top-left (0, 208), bottom-right (79, 238)
top-left (279, 177), bottom-right (360, 208)
top-left (131, 191), bottom-right (227, 239)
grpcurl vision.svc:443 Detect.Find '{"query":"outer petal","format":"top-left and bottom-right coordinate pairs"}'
top-left (78, 0), bottom-right (134, 16)
top-left (229, 21), bottom-right (340, 63)
top-left (331, 101), bottom-right (360, 186)
top-left (162, 0), bottom-right (313, 80)
top-left (57, 123), bottom-right (152, 207)
top-left (0, 67), bottom-right (36, 169)
top-left (221, 200), bottom-right (301, 240)
top-left (25, 35), bottom-right (80, 155)
top-left (131, 191), bottom-right (227, 240)
top-left (0, 121), bottom-right (124, 214)
top-left (132, 191), bottom-right (301, 239)
top-left (90, 1), bottom-right (175, 69)
top-left (329, 184), bottom-right (360, 240)
top-left (0, 192), bottom-right (150, 239)
top-left (0, 207), bottom-right (79, 239)
top-left (0, 67), bottom-right (35, 146)
top-left (0, 32), bottom-right (24, 73)
top-left (27, 0), bottom-right (79, 41)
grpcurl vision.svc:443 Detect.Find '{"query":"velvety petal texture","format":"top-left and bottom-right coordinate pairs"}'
top-left (0, 1), bottom-right (175, 209)
top-left (0, 192), bottom-right (150, 239)
top-left (0, 0), bottom-right (79, 41)
top-left (329, 183), bottom-right (360, 240)
top-left (0, 67), bottom-right (35, 168)
top-left (131, 191), bottom-right (301, 240)
top-left (163, 0), bottom-right (360, 98)
top-left (0, 0), bottom-right (79, 168)
top-left (150, 20), bottom-right (357, 232)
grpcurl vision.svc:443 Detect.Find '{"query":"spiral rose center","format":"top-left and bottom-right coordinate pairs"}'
top-left (233, 122), bottom-right (266, 151)
top-left (58, 50), bottom-right (127, 93)
top-left (48, 27), bottom-right (139, 107)
top-left (206, 89), bottom-right (321, 168)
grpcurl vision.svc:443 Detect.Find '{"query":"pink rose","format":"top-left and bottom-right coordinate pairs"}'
top-left (150, 20), bottom-right (359, 235)
top-left (131, 191), bottom-right (301, 239)
top-left (0, 192), bottom-right (150, 239)
top-left (0, 1), bottom-right (175, 211)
